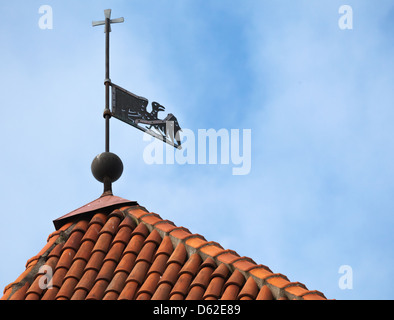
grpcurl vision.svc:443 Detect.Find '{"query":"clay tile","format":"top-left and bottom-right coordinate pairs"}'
top-left (48, 243), bottom-right (64, 258)
top-left (266, 274), bottom-right (291, 289)
top-left (123, 233), bottom-right (145, 257)
top-left (127, 207), bottom-right (149, 219)
top-left (62, 230), bottom-right (84, 252)
top-left (45, 256), bottom-right (60, 272)
top-left (199, 242), bottom-right (224, 258)
top-left (169, 227), bottom-right (192, 240)
top-left (56, 248), bottom-right (76, 270)
top-left (47, 222), bottom-right (73, 242)
top-left (105, 271), bottom-right (128, 296)
top-left (118, 214), bottom-right (136, 230)
top-left (154, 236), bottom-right (174, 258)
top-left (47, 230), bottom-right (61, 243)
top-left (167, 242), bottom-right (187, 266)
top-left (51, 268), bottom-right (68, 289)
top-left (140, 213), bottom-right (163, 226)
top-left (118, 281), bottom-right (139, 300)
top-left (186, 285), bottom-right (205, 300)
top-left (136, 242), bottom-right (158, 264)
top-left (25, 292), bottom-right (40, 300)
top-left (284, 282), bottom-right (309, 297)
top-left (301, 290), bottom-right (326, 300)
top-left (126, 260), bottom-right (151, 285)
top-left (25, 255), bottom-right (40, 269)
top-left (81, 222), bottom-right (102, 243)
top-left (105, 242), bottom-right (126, 263)
top-left (131, 222), bottom-right (150, 238)
top-left (203, 264), bottom-right (230, 300)
top-left (136, 272), bottom-right (161, 299)
top-left (203, 277), bottom-right (225, 300)
top-left (64, 258), bottom-right (87, 282)
top-left (96, 259), bottom-right (117, 283)
top-left (249, 264), bottom-right (273, 280)
top-left (190, 257), bottom-right (216, 289)
top-left (256, 285), bottom-right (274, 300)
top-left (41, 286), bottom-right (59, 300)
top-left (86, 279), bottom-right (109, 300)
top-left (35, 236), bottom-right (58, 260)
top-left (75, 269), bottom-right (98, 292)
top-left (148, 253), bottom-right (168, 276)
top-left (111, 229), bottom-right (131, 249)
top-left (99, 215), bottom-right (121, 236)
top-left (92, 233), bottom-right (113, 254)
top-left (224, 269), bottom-right (245, 290)
top-left (26, 276), bottom-right (45, 297)
top-left (211, 263), bottom-right (230, 280)
top-left (185, 235), bottom-right (207, 249)
top-left (168, 273), bottom-right (192, 300)
top-left (144, 229), bottom-right (162, 246)
top-left (221, 285), bottom-right (240, 300)
top-left (216, 250), bottom-right (240, 264)
top-left (200, 257), bottom-right (217, 270)
top-left (71, 288), bottom-right (88, 300)
top-left (179, 253), bottom-right (202, 276)
top-left (238, 277), bottom-right (259, 300)
top-left (108, 208), bottom-right (124, 220)
top-left (232, 257), bottom-right (257, 272)
top-left (153, 220), bottom-right (176, 233)
top-left (9, 282), bottom-right (29, 300)
top-left (71, 219), bottom-right (89, 234)
top-left (73, 239), bottom-right (95, 262)
top-left (89, 212), bottom-right (107, 227)
top-left (56, 277), bottom-right (79, 300)
top-left (85, 250), bottom-right (106, 272)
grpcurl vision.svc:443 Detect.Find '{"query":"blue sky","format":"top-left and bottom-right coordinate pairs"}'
top-left (0, 0), bottom-right (393, 300)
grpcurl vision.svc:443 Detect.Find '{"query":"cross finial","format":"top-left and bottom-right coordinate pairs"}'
top-left (92, 9), bottom-right (124, 32)
top-left (91, 9), bottom-right (124, 196)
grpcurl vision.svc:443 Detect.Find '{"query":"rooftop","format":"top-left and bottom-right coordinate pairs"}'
top-left (1, 194), bottom-right (327, 300)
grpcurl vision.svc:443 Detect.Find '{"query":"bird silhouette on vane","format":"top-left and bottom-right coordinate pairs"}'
top-left (111, 83), bottom-right (182, 149)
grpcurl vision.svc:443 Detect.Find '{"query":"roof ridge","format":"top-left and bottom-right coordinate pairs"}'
top-left (2, 221), bottom-right (79, 299)
top-left (2, 202), bottom-right (328, 300)
top-left (123, 207), bottom-right (327, 300)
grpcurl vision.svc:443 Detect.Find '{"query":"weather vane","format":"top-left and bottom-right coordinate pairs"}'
top-left (90, 9), bottom-right (182, 196)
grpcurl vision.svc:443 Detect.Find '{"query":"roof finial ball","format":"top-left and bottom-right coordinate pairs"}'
top-left (91, 152), bottom-right (123, 196)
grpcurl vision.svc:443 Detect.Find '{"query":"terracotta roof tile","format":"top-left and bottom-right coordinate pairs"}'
top-left (168, 252), bottom-right (202, 300)
top-left (203, 263), bottom-right (229, 300)
top-left (238, 277), bottom-right (259, 300)
top-left (1, 195), bottom-right (328, 300)
top-left (221, 269), bottom-right (245, 300)
top-left (256, 285), bottom-right (274, 300)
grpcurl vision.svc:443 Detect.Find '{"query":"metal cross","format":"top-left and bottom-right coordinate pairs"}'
top-left (92, 9), bottom-right (124, 154)
top-left (92, 9), bottom-right (124, 33)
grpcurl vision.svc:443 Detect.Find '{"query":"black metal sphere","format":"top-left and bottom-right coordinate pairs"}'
top-left (91, 152), bottom-right (123, 183)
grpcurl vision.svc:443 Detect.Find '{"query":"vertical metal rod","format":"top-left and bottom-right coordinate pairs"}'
top-left (104, 17), bottom-right (110, 153)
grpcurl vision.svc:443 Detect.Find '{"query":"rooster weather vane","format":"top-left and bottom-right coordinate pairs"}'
top-left (92, 9), bottom-right (182, 151)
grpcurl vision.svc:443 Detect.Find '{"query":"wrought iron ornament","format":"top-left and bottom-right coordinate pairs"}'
top-left (93, 9), bottom-right (182, 151)
top-left (111, 83), bottom-right (182, 149)
top-left (91, 9), bottom-right (182, 195)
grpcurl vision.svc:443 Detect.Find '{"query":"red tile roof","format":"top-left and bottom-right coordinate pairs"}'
top-left (1, 194), bottom-right (327, 300)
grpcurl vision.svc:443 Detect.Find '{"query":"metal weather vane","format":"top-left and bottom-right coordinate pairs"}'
top-left (92, 9), bottom-right (182, 151)
top-left (90, 9), bottom-right (182, 196)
